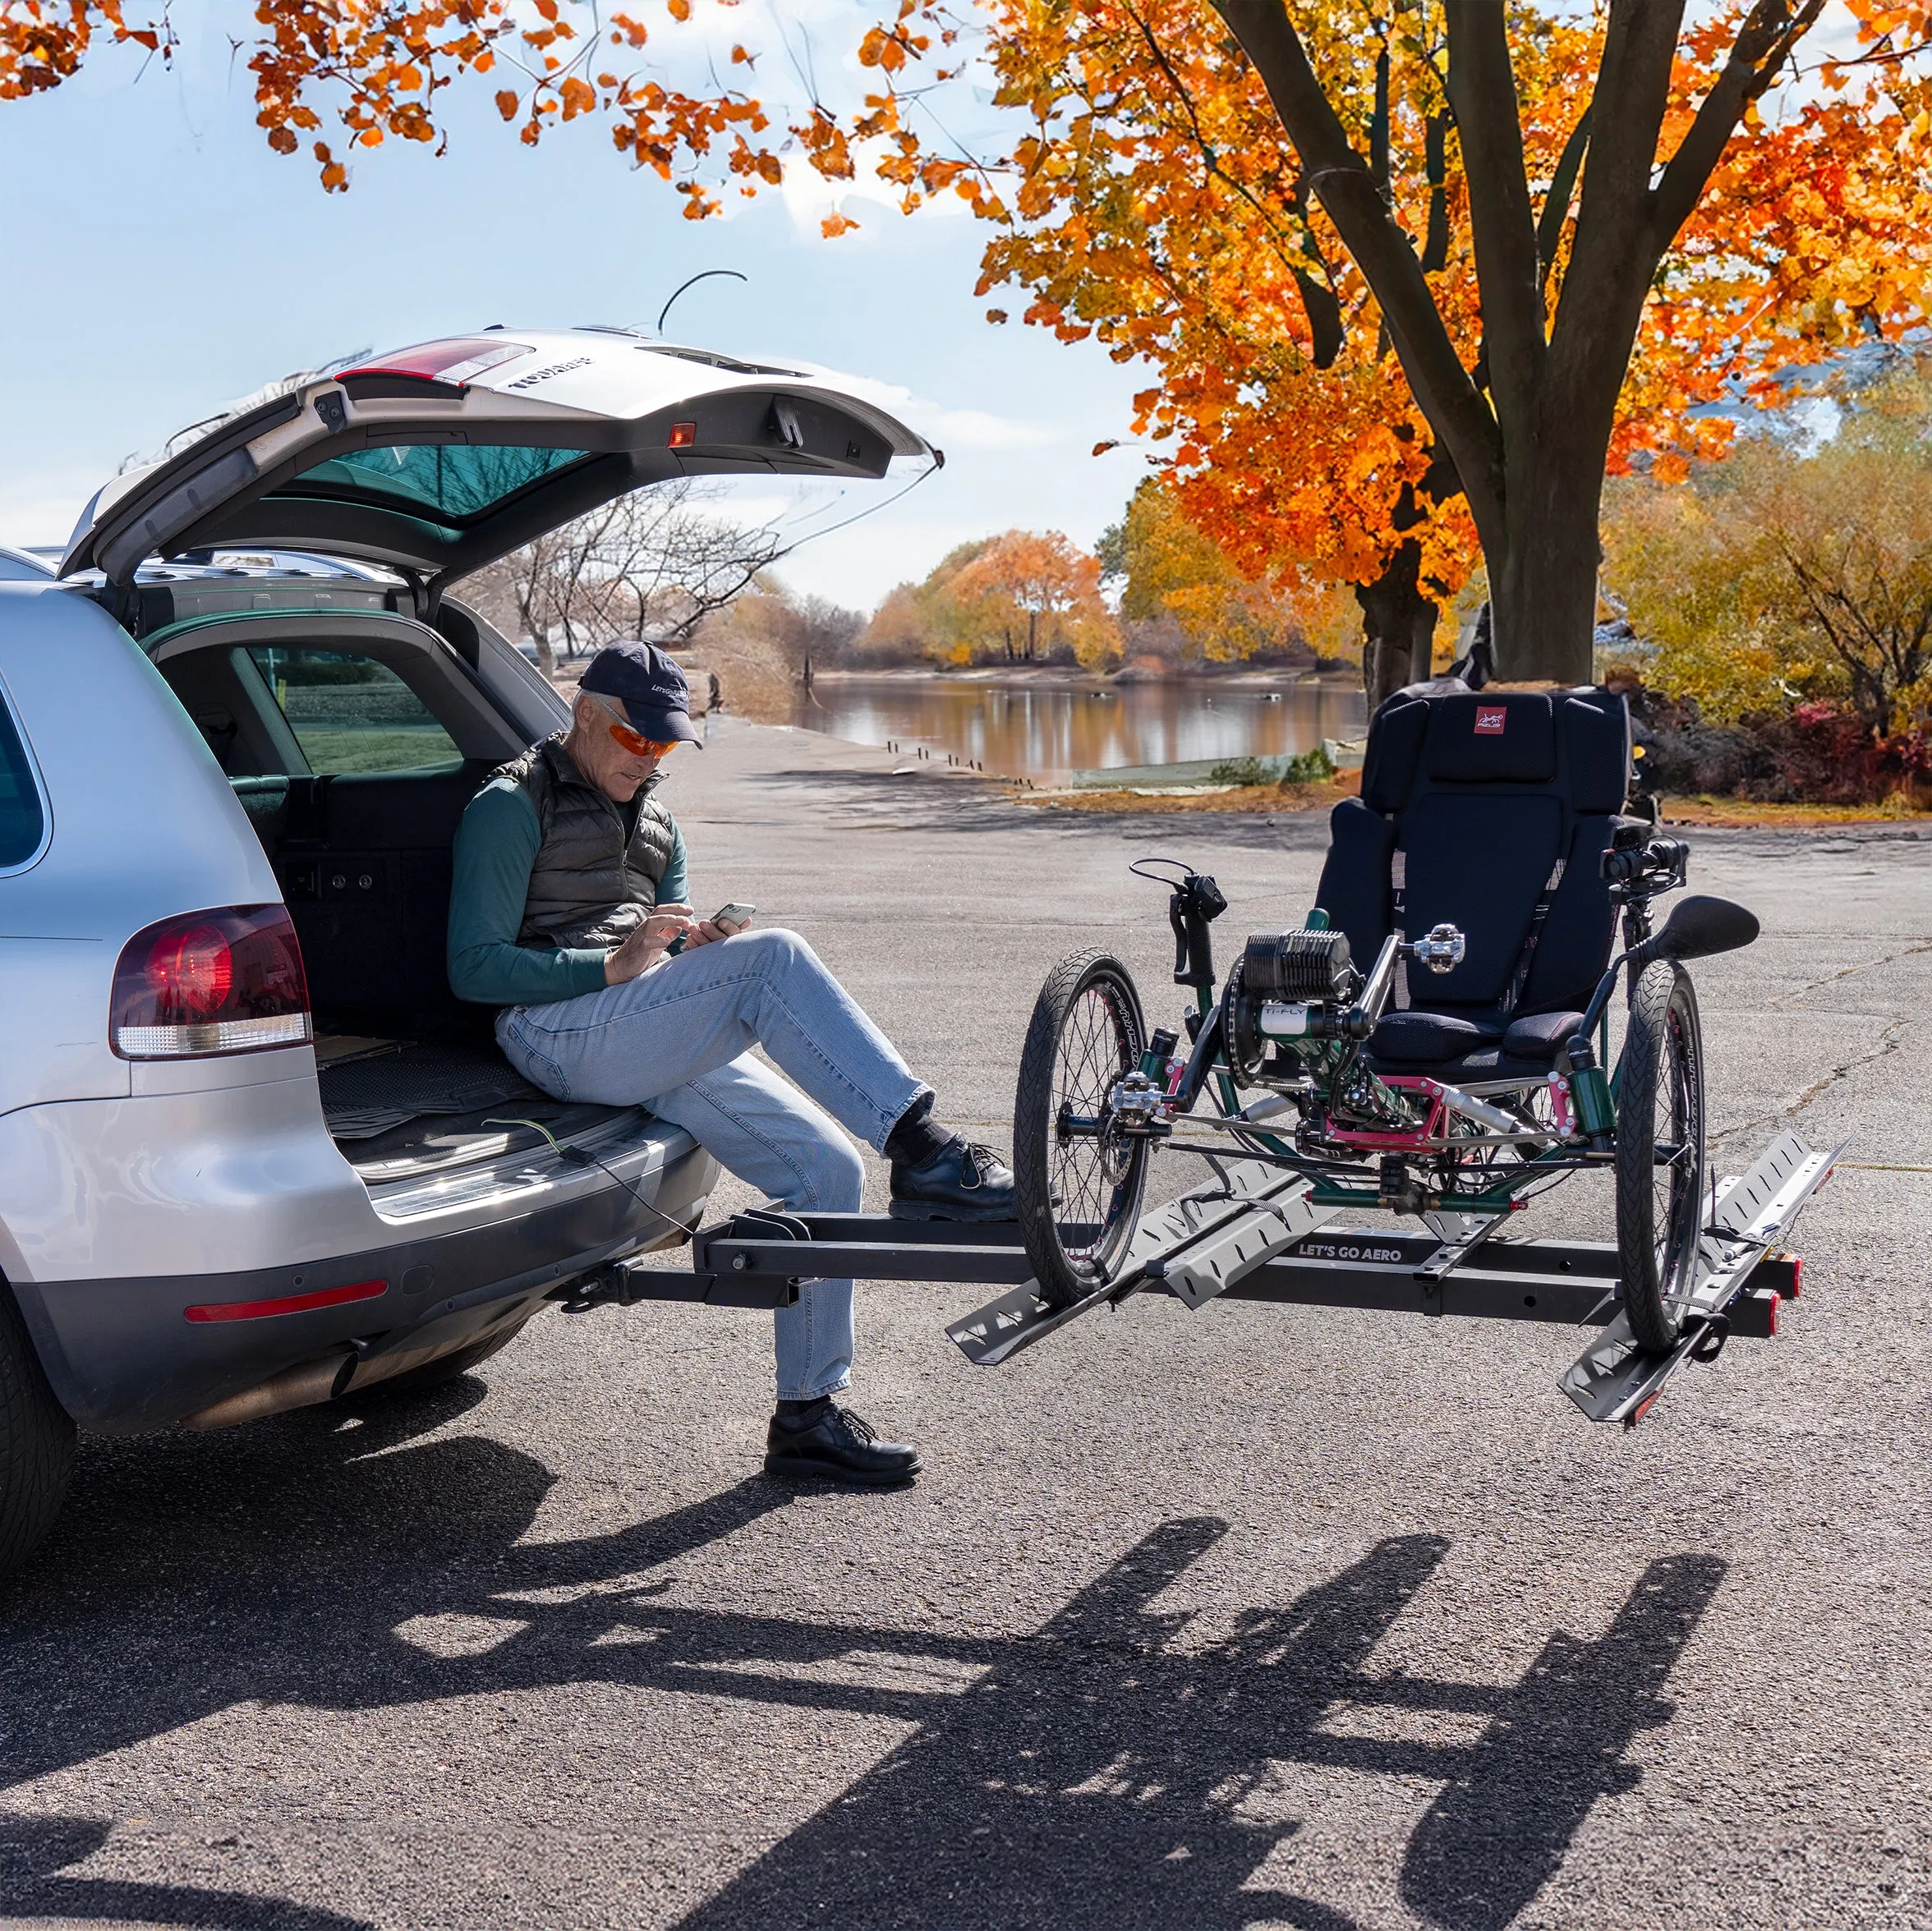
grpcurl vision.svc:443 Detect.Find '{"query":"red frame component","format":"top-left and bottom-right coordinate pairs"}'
top-left (1324, 1075), bottom-right (1448, 1152)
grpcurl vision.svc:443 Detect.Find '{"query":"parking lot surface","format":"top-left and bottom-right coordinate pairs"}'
top-left (2, 715), bottom-right (1927, 1930)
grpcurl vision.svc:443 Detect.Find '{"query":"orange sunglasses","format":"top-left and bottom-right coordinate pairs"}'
top-left (603, 710), bottom-right (680, 760)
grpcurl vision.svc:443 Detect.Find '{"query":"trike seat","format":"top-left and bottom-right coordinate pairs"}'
top-left (1313, 685), bottom-right (1632, 1080)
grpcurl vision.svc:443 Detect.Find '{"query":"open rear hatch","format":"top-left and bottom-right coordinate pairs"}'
top-left (62, 329), bottom-right (934, 597)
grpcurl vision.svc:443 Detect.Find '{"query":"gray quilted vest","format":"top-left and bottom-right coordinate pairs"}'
top-left (494, 733), bottom-right (678, 951)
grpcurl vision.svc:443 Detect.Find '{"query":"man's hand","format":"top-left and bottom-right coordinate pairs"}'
top-left (604, 905), bottom-right (697, 986)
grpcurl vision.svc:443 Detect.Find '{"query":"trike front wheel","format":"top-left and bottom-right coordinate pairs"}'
top-left (1014, 949), bottom-right (1149, 1308)
top-left (1615, 961), bottom-right (1708, 1353)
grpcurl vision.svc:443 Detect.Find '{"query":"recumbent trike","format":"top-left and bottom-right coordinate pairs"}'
top-left (655, 685), bottom-right (1838, 1428)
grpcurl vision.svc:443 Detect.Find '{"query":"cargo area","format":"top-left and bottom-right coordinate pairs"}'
top-left (314, 1035), bottom-right (632, 1182)
top-left (140, 609), bottom-right (642, 1184)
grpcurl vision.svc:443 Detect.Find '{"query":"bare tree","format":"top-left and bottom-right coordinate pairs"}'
top-left (455, 480), bottom-right (789, 675)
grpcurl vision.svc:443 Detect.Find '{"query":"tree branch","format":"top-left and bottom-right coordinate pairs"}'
top-left (1547, 0), bottom-right (1686, 416)
top-left (1650, 0), bottom-right (1828, 243)
top-left (1119, 0), bottom-right (1347, 364)
top-left (1442, 0), bottom-right (1544, 440)
top-left (1537, 103), bottom-right (1591, 293)
top-left (1210, 0), bottom-right (1506, 549)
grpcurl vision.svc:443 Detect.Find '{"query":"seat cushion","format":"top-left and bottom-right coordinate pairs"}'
top-left (1500, 1009), bottom-right (1585, 1062)
top-left (1558, 693), bottom-right (1630, 812)
top-left (1401, 793), bottom-right (1563, 1004)
top-left (1520, 816), bottom-right (1617, 1014)
top-left (1368, 1009), bottom-right (1504, 1065)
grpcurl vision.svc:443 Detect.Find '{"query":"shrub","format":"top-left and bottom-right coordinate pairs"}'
top-left (1278, 744), bottom-right (1336, 785)
top-left (1630, 687), bottom-right (1926, 804)
top-left (1210, 756), bottom-right (1270, 786)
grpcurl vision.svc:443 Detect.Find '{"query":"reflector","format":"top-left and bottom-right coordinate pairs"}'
top-left (185, 1278), bottom-right (387, 1323)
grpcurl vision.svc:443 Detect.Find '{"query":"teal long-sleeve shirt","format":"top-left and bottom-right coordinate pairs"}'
top-left (446, 778), bottom-right (688, 1007)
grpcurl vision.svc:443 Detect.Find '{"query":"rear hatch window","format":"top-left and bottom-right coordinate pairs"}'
top-left (290, 444), bottom-right (591, 525)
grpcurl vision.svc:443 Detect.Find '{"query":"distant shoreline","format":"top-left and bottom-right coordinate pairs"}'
top-left (807, 665), bottom-right (1361, 692)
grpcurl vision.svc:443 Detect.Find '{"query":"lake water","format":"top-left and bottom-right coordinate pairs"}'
top-left (787, 675), bottom-right (1368, 784)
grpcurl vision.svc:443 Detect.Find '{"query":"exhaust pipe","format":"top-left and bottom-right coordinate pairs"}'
top-left (181, 1346), bottom-right (357, 1432)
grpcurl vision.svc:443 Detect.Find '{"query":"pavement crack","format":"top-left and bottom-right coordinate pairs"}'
top-left (1711, 1014), bottom-right (1911, 1147)
top-left (1769, 938), bottom-right (1932, 1009)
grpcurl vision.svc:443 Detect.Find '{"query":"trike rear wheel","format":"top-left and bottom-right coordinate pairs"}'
top-left (1014, 949), bottom-right (1149, 1309)
top-left (1616, 961), bottom-right (1708, 1353)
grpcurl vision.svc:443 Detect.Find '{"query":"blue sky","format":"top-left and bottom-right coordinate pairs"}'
top-left (0, 24), bottom-right (1152, 611)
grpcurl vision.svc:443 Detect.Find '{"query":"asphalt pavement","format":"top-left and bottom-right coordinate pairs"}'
top-left (2, 714), bottom-right (1928, 1930)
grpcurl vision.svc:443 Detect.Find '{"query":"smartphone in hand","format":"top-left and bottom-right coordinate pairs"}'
top-left (712, 902), bottom-right (757, 936)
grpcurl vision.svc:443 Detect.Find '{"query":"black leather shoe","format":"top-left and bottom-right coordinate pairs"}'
top-left (764, 1405), bottom-right (922, 1486)
top-left (888, 1138), bottom-right (1017, 1221)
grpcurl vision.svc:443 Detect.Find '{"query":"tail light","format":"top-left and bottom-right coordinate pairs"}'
top-left (110, 905), bottom-right (311, 1060)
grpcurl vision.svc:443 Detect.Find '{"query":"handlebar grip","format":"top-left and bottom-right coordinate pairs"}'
top-left (1184, 913), bottom-right (1212, 986)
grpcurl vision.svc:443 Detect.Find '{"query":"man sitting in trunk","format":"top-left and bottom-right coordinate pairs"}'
top-left (447, 641), bottom-right (1013, 1487)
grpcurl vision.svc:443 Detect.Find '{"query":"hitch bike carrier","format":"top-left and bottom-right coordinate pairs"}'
top-left (671, 1129), bottom-right (1841, 1428)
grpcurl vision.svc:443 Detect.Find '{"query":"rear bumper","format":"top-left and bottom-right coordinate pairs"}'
top-left (12, 1143), bottom-right (715, 1433)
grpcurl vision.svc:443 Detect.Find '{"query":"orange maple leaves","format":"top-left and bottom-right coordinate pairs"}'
top-left (951, 1), bottom-right (1932, 608)
top-left (1, 1), bottom-right (171, 99)
top-left (8, 0), bottom-right (1932, 617)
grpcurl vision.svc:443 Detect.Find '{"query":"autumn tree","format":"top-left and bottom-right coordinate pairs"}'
top-left (966, 2), bottom-right (1932, 697)
top-left (862, 531), bottom-right (1120, 668)
top-left (1603, 365), bottom-right (1932, 736)
top-left (950, 529), bottom-right (1120, 666)
top-left (13, 0), bottom-right (1932, 687)
top-left (694, 577), bottom-right (865, 679)
top-left (1102, 477), bottom-right (1318, 664)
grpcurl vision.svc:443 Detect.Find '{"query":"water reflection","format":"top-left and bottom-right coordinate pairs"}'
top-left (789, 675), bottom-right (1368, 782)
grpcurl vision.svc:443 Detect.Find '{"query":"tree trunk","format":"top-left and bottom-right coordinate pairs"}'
top-left (1487, 448), bottom-right (1603, 684)
top-left (1355, 540), bottom-right (1439, 711)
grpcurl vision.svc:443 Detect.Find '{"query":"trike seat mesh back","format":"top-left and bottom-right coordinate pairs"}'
top-left (1313, 686), bottom-right (1631, 1068)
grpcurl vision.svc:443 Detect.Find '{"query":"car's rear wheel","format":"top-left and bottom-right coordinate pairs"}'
top-left (0, 1285), bottom-right (75, 1579)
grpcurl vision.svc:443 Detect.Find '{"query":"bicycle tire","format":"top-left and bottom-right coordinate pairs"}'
top-left (1615, 961), bottom-right (1708, 1353)
top-left (1014, 949), bottom-right (1150, 1309)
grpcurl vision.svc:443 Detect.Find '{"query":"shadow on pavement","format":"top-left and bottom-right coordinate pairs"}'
top-left (1, 1385), bottom-right (1725, 1930)
top-left (0, 1813), bottom-right (375, 1929)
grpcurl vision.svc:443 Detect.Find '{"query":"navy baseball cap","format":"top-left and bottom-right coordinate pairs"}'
top-left (579, 641), bottom-right (704, 746)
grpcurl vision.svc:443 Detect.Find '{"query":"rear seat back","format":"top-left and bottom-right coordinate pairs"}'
top-left (1314, 686), bottom-right (1630, 1023)
top-left (264, 761), bottom-right (499, 1036)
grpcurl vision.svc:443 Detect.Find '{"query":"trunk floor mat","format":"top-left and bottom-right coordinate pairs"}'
top-left (320, 1041), bottom-right (547, 1141)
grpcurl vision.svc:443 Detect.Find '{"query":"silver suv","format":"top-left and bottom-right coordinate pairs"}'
top-left (0, 329), bottom-right (930, 1574)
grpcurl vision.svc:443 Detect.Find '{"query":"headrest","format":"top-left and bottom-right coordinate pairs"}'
top-left (1424, 692), bottom-right (1556, 784)
top-left (1360, 697), bottom-right (1429, 813)
top-left (1558, 691), bottom-right (1631, 812)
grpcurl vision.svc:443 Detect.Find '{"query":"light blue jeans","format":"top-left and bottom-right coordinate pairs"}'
top-left (495, 927), bottom-right (929, 1400)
